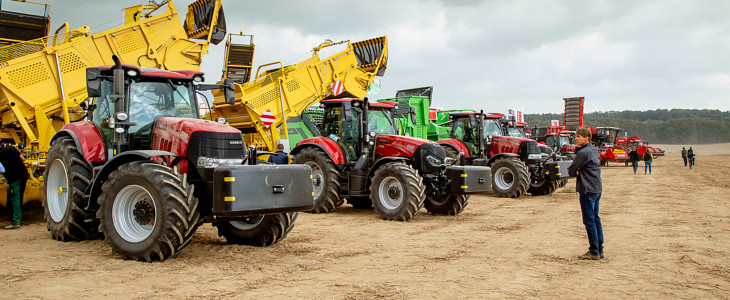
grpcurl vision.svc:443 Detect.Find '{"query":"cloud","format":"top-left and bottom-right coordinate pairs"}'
top-left (30, 0), bottom-right (730, 113)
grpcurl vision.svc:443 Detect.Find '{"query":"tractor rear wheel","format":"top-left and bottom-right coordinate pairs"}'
top-left (425, 194), bottom-right (468, 215)
top-left (214, 212), bottom-right (298, 246)
top-left (491, 157), bottom-right (530, 198)
top-left (97, 161), bottom-right (200, 262)
top-left (370, 162), bottom-right (425, 221)
top-left (293, 147), bottom-right (343, 213)
top-left (43, 136), bottom-right (99, 241)
top-left (347, 196), bottom-right (373, 209)
top-left (442, 145), bottom-right (460, 165)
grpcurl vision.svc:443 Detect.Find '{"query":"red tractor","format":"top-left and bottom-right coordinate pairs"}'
top-left (291, 98), bottom-right (492, 221)
top-left (534, 129), bottom-right (577, 160)
top-left (589, 126), bottom-right (629, 166)
top-left (438, 112), bottom-right (572, 198)
top-left (43, 56), bottom-right (313, 261)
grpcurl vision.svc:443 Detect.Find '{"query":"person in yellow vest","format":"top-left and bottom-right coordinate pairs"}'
top-left (643, 151), bottom-right (653, 175)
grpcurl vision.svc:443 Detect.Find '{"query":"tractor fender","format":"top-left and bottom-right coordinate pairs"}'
top-left (51, 122), bottom-right (107, 163)
top-left (368, 156), bottom-right (410, 179)
top-left (291, 137), bottom-right (346, 165)
top-left (87, 150), bottom-right (177, 210)
top-left (438, 139), bottom-right (470, 158)
top-left (487, 153), bottom-right (520, 167)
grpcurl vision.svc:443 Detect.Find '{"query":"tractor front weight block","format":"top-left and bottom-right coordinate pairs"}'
top-left (212, 165), bottom-right (315, 218)
top-left (545, 160), bottom-right (574, 181)
top-left (445, 165), bottom-right (492, 194)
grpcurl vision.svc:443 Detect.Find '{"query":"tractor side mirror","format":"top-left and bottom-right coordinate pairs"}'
top-left (86, 67), bottom-right (102, 97)
top-left (224, 78), bottom-right (235, 105)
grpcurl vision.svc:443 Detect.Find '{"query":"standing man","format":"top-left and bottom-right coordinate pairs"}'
top-left (267, 144), bottom-right (289, 165)
top-left (568, 128), bottom-right (604, 260)
top-left (0, 146), bottom-right (29, 229)
top-left (681, 147), bottom-right (688, 167)
top-left (687, 147), bottom-right (695, 169)
top-left (628, 147), bottom-right (640, 174)
top-left (643, 151), bottom-right (653, 175)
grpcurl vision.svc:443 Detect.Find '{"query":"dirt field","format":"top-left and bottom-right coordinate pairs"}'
top-left (1, 143), bottom-right (728, 299)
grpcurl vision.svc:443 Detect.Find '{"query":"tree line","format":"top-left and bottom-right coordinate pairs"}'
top-left (525, 109), bottom-right (730, 144)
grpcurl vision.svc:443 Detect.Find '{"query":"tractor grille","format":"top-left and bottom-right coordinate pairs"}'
top-left (187, 131), bottom-right (245, 159)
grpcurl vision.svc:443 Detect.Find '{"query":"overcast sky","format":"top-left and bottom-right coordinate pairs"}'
top-left (6, 0), bottom-right (729, 114)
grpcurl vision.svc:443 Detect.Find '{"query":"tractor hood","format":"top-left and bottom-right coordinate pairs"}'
top-left (151, 117), bottom-right (243, 157)
top-left (374, 134), bottom-right (438, 158)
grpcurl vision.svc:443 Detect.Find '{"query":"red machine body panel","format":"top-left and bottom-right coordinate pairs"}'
top-left (374, 134), bottom-right (434, 158)
top-left (438, 139), bottom-right (471, 158)
top-left (296, 137), bottom-right (347, 165)
top-left (60, 122), bottom-right (107, 163)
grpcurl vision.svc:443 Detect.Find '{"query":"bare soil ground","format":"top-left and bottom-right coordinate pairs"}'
top-left (1, 143), bottom-right (728, 299)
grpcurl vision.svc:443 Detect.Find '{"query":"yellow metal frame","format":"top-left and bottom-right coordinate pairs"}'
top-left (210, 36), bottom-right (388, 151)
top-left (0, 0), bottom-right (224, 206)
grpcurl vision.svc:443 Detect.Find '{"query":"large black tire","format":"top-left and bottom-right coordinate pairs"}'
top-left (442, 145), bottom-right (460, 165)
top-left (558, 179), bottom-right (568, 188)
top-left (527, 174), bottom-right (559, 196)
top-left (292, 147), bottom-right (343, 213)
top-left (425, 194), bottom-right (468, 215)
top-left (97, 161), bottom-right (200, 262)
top-left (43, 136), bottom-right (98, 241)
top-left (370, 162), bottom-right (425, 221)
top-left (491, 157), bottom-right (530, 198)
top-left (347, 196), bottom-right (373, 209)
top-left (214, 212), bottom-right (298, 246)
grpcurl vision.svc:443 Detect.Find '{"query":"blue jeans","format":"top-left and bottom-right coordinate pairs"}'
top-left (579, 192), bottom-right (604, 255)
top-left (632, 162), bottom-right (638, 173)
top-left (689, 157), bottom-right (694, 169)
top-left (644, 162), bottom-right (652, 174)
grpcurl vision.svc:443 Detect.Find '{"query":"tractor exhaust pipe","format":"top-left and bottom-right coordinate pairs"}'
top-left (111, 55), bottom-right (129, 155)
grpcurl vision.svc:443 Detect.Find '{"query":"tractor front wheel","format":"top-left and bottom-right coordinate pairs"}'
top-left (214, 212), bottom-right (298, 246)
top-left (370, 162), bottom-right (425, 221)
top-left (293, 147), bottom-right (343, 213)
top-left (527, 175), bottom-right (558, 196)
top-left (97, 161), bottom-right (200, 262)
top-left (491, 157), bottom-right (530, 198)
top-left (43, 136), bottom-right (98, 241)
top-left (425, 194), bottom-right (468, 215)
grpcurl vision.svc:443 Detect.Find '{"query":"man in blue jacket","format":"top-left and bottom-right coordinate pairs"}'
top-left (568, 128), bottom-right (604, 260)
top-left (267, 144), bottom-right (289, 165)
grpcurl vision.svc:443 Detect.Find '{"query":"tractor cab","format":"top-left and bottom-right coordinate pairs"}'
top-left (319, 98), bottom-right (397, 163)
top-left (89, 66), bottom-right (204, 152)
top-left (447, 112), bottom-right (502, 157)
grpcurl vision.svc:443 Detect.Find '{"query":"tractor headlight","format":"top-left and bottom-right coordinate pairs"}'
top-left (528, 154), bottom-right (542, 160)
top-left (425, 154), bottom-right (442, 166)
top-left (116, 112), bottom-right (128, 121)
top-left (197, 157), bottom-right (244, 168)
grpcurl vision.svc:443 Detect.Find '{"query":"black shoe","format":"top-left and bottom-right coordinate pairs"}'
top-left (600, 253), bottom-right (605, 259)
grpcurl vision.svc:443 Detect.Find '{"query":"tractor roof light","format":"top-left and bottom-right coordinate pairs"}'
top-left (126, 69), bottom-right (138, 77)
top-left (216, 116), bottom-right (226, 124)
top-left (193, 75), bottom-right (204, 82)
